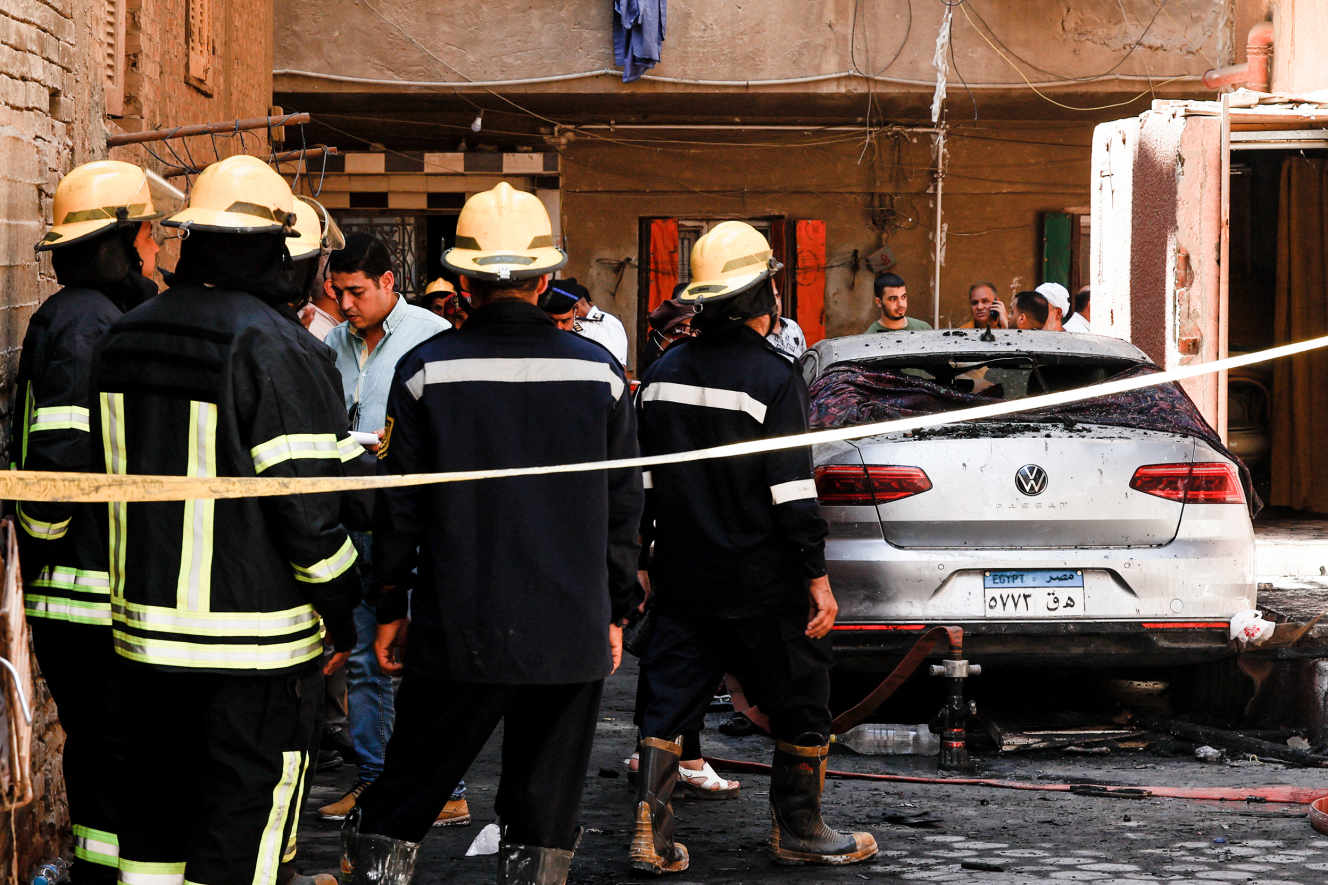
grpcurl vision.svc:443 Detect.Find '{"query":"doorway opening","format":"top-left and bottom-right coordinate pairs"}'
top-left (1227, 149), bottom-right (1328, 536)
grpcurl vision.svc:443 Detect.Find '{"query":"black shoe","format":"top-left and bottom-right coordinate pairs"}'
top-left (718, 712), bottom-right (757, 737)
top-left (322, 726), bottom-right (357, 763)
top-left (316, 749), bottom-right (343, 773)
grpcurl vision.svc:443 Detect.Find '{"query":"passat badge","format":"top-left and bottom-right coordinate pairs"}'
top-left (1015, 464), bottom-right (1048, 496)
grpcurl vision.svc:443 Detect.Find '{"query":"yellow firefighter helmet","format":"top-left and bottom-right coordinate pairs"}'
top-left (36, 160), bottom-right (161, 252)
top-left (677, 221), bottom-right (782, 304)
top-left (163, 154), bottom-right (295, 235)
top-left (424, 277), bottom-right (456, 296)
top-left (441, 182), bottom-right (566, 282)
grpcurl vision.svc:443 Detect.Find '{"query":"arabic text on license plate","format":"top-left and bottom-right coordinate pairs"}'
top-left (983, 569), bottom-right (1085, 617)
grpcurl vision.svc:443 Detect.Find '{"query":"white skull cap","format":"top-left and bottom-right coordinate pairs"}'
top-left (1035, 282), bottom-right (1070, 314)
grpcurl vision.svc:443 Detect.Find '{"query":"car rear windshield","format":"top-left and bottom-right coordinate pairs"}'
top-left (807, 354), bottom-right (1259, 513)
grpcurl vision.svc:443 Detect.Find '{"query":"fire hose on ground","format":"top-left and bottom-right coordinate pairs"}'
top-left (717, 624), bottom-right (1328, 817)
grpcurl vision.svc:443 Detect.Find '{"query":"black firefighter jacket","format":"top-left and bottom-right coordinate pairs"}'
top-left (636, 325), bottom-right (828, 619)
top-left (374, 299), bottom-right (643, 685)
top-left (88, 284), bottom-right (362, 675)
top-left (13, 287), bottom-right (125, 629)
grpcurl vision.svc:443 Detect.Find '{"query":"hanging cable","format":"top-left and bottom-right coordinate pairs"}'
top-left (959, 2), bottom-right (1188, 112)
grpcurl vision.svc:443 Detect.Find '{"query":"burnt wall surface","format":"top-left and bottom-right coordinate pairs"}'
top-left (560, 123), bottom-right (1094, 367)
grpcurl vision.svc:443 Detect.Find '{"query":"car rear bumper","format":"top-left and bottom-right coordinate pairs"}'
top-left (831, 618), bottom-right (1235, 668)
top-left (825, 510), bottom-right (1255, 623)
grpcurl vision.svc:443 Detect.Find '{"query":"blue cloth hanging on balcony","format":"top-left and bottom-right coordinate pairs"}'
top-left (613, 0), bottom-right (666, 82)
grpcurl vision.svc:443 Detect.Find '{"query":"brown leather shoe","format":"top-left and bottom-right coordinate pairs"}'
top-left (433, 797), bottom-right (472, 827)
top-left (629, 737), bottom-right (689, 875)
top-left (768, 737), bottom-right (877, 865)
top-left (317, 780), bottom-right (369, 821)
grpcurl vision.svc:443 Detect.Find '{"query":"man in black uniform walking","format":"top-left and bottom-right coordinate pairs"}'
top-left (14, 159), bottom-right (160, 884)
top-left (631, 221), bottom-right (877, 873)
top-left (343, 182), bottom-right (642, 885)
top-left (89, 154), bottom-right (363, 885)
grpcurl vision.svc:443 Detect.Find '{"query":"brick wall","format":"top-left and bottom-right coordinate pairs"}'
top-left (0, 0), bottom-right (273, 878)
top-left (0, 0), bottom-right (103, 872)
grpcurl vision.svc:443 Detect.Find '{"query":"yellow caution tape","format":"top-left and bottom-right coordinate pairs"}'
top-left (7, 334), bottom-right (1328, 503)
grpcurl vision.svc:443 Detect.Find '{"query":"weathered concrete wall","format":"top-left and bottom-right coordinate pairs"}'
top-left (560, 123), bottom-right (1093, 367)
top-left (276, 0), bottom-right (1227, 98)
top-left (1270, 0), bottom-right (1328, 94)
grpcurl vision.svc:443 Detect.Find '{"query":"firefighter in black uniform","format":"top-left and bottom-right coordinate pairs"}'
top-left (631, 221), bottom-right (877, 873)
top-left (343, 182), bottom-right (643, 885)
top-left (13, 160), bottom-right (160, 884)
top-left (88, 154), bottom-right (362, 885)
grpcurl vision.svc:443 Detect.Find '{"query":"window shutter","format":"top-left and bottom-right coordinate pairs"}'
top-left (636, 217), bottom-right (679, 368)
top-left (793, 219), bottom-right (827, 345)
top-left (1041, 211), bottom-right (1072, 288)
top-left (646, 217), bottom-right (679, 314)
top-left (102, 0), bottom-right (126, 116)
top-left (187, 0), bottom-right (214, 94)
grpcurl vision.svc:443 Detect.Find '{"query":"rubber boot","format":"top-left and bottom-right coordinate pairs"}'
top-left (339, 808), bottom-right (420, 885)
top-left (629, 737), bottom-right (690, 875)
top-left (497, 841), bottom-right (575, 885)
top-left (769, 734), bottom-right (878, 865)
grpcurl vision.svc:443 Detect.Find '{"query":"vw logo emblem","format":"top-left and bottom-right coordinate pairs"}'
top-left (1015, 464), bottom-right (1048, 496)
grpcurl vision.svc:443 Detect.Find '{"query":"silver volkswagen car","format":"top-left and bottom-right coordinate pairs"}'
top-left (801, 330), bottom-right (1254, 669)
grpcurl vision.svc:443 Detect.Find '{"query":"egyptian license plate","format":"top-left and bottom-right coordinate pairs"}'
top-left (982, 569), bottom-right (1085, 617)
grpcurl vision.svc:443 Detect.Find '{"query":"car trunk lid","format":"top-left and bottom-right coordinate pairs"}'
top-left (843, 424), bottom-right (1193, 549)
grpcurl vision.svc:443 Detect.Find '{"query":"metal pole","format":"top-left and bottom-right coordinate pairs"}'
top-left (107, 112), bottom-right (311, 147)
top-left (161, 145), bottom-right (338, 179)
top-left (932, 128), bottom-right (946, 329)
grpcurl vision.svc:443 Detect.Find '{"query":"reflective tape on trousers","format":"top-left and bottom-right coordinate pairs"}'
top-left (7, 334), bottom-right (1328, 504)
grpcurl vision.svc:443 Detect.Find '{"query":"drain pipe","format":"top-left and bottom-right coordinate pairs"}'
top-left (1203, 21), bottom-right (1273, 91)
top-left (932, 129), bottom-right (947, 329)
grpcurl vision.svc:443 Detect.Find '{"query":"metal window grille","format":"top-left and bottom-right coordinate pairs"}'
top-left (335, 215), bottom-right (427, 299)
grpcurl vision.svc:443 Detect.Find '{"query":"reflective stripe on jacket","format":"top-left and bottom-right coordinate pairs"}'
top-left (13, 287), bottom-right (123, 627)
top-left (90, 285), bottom-right (362, 673)
top-left (374, 299), bottom-right (643, 684)
top-left (636, 326), bottom-right (828, 619)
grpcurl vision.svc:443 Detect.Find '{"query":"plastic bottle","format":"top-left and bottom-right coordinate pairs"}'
top-left (33, 858), bottom-right (71, 885)
top-left (832, 723), bottom-right (940, 756)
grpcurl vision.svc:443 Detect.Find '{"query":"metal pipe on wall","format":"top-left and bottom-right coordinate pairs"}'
top-left (933, 129), bottom-right (947, 329)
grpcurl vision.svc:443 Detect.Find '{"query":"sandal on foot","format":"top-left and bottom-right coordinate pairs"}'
top-left (675, 760), bottom-right (740, 800)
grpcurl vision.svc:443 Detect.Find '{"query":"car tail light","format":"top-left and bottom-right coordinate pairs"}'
top-left (1129, 462), bottom-right (1245, 505)
top-left (814, 465), bottom-right (932, 505)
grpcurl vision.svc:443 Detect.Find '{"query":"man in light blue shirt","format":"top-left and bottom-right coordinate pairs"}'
top-left (316, 234), bottom-right (462, 825)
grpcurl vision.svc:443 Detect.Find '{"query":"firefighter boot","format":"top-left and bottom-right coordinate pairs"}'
top-left (769, 735), bottom-right (878, 865)
top-left (629, 737), bottom-right (690, 875)
top-left (497, 842), bottom-right (574, 885)
top-left (340, 808), bottom-right (420, 885)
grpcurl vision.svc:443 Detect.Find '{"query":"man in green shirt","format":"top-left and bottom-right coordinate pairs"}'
top-left (864, 272), bottom-right (932, 332)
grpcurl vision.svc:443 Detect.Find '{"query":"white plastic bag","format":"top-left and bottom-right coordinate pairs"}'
top-left (1229, 609), bottom-right (1276, 648)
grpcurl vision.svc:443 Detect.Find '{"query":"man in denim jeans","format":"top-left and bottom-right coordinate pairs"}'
top-left (314, 234), bottom-right (468, 826)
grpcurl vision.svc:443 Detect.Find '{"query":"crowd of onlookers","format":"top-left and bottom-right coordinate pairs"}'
top-left (867, 273), bottom-right (1092, 335)
top-left (632, 271), bottom-right (1096, 376)
top-left (304, 266), bottom-right (1097, 392)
